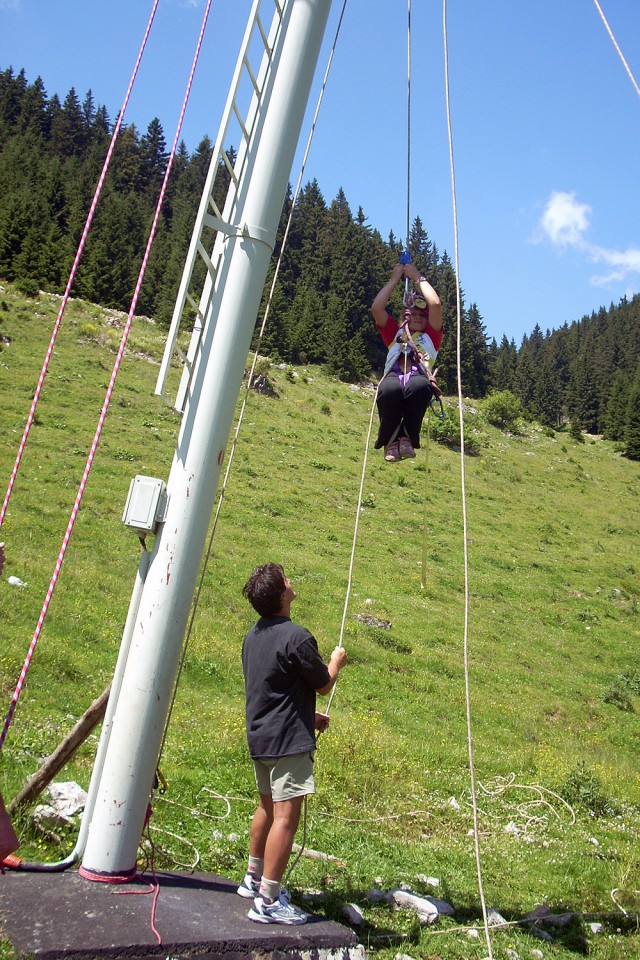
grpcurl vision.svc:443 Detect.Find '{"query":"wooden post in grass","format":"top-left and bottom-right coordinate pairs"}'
top-left (8, 685), bottom-right (111, 813)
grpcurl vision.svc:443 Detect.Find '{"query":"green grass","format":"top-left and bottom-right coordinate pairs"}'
top-left (0, 283), bottom-right (639, 959)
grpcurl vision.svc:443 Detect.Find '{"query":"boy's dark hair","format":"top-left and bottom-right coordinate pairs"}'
top-left (243, 562), bottom-right (286, 617)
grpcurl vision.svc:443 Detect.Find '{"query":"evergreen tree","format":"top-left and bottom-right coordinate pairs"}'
top-left (514, 335), bottom-right (536, 411)
top-left (287, 179), bottom-right (330, 297)
top-left (93, 104), bottom-right (111, 144)
top-left (0, 196), bottom-right (32, 280)
top-left (287, 284), bottom-right (324, 363)
top-left (532, 349), bottom-right (562, 427)
top-left (407, 215), bottom-right (436, 276)
top-left (324, 189), bottom-right (376, 378)
top-left (603, 370), bottom-right (631, 442)
top-left (49, 87), bottom-right (86, 156)
top-left (624, 367), bottom-right (640, 460)
top-left (110, 123), bottom-right (144, 194)
top-left (140, 117), bottom-right (168, 196)
top-left (433, 252), bottom-right (460, 394)
top-left (491, 334), bottom-right (517, 391)
top-left (82, 89), bottom-right (95, 133)
top-left (463, 303), bottom-right (490, 397)
top-left (255, 278), bottom-right (291, 361)
top-left (18, 75), bottom-right (48, 138)
top-left (0, 67), bottom-right (27, 139)
top-left (567, 348), bottom-right (598, 432)
top-left (13, 216), bottom-right (48, 286)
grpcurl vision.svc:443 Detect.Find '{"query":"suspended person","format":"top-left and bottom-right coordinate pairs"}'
top-left (238, 562), bottom-right (347, 925)
top-left (372, 262), bottom-right (443, 462)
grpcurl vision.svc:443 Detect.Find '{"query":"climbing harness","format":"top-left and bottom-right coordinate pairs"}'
top-left (398, 311), bottom-right (444, 404)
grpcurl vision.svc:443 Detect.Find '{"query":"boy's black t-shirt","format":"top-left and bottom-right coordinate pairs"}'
top-left (242, 616), bottom-right (331, 760)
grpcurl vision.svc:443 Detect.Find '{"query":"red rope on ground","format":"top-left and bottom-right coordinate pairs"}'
top-left (0, 0), bottom-right (161, 530)
top-left (0, 0), bottom-right (213, 751)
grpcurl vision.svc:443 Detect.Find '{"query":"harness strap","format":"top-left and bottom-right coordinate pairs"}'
top-left (398, 319), bottom-right (442, 399)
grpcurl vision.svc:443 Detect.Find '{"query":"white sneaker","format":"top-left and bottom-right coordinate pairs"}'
top-left (248, 894), bottom-right (308, 925)
top-left (237, 873), bottom-right (260, 899)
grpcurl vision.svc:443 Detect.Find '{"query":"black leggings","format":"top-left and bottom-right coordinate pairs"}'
top-left (375, 371), bottom-right (432, 449)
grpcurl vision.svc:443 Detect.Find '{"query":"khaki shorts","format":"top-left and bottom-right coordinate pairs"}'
top-left (253, 751), bottom-right (316, 802)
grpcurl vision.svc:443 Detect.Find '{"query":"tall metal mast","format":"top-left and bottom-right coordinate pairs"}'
top-left (81, 0), bottom-right (334, 880)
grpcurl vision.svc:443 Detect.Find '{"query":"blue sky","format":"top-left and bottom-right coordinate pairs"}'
top-left (2, 0), bottom-right (639, 345)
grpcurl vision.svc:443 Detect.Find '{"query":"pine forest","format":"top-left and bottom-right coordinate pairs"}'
top-left (1, 66), bottom-right (639, 456)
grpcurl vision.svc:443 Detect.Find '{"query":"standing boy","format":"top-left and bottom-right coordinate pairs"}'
top-left (239, 562), bottom-right (347, 924)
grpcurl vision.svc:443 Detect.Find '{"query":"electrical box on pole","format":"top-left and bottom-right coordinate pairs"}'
top-left (122, 476), bottom-right (168, 536)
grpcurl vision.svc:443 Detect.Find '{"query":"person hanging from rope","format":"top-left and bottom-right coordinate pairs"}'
top-left (372, 261), bottom-right (443, 462)
top-left (237, 562), bottom-right (347, 925)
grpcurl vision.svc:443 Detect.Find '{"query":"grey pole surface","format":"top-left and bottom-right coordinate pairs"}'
top-left (81, 0), bottom-right (333, 878)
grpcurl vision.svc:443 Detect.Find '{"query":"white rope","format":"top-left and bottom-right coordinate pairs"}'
top-left (442, 2), bottom-right (493, 957)
top-left (592, 0), bottom-right (640, 99)
top-left (147, 826), bottom-right (200, 870)
top-left (326, 386), bottom-right (379, 714)
top-left (405, 0), bottom-right (412, 249)
top-left (155, 0), bottom-right (350, 765)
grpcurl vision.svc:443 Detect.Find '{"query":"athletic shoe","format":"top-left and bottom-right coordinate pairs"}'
top-left (248, 894), bottom-right (308, 925)
top-left (398, 438), bottom-right (416, 459)
top-left (237, 873), bottom-right (261, 899)
top-left (384, 442), bottom-right (401, 462)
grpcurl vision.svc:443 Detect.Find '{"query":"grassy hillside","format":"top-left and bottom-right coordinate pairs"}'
top-left (0, 282), bottom-right (639, 960)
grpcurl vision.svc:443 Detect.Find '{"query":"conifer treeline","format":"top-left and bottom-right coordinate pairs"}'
top-left (1, 66), bottom-right (638, 449)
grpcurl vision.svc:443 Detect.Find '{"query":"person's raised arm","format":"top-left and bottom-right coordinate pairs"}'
top-left (404, 264), bottom-right (443, 332)
top-left (317, 645), bottom-right (347, 696)
top-left (371, 262), bottom-right (405, 329)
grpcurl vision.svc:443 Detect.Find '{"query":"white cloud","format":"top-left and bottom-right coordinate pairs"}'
top-left (539, 191), bottom-right (591, 248)
top-left (536, 190), bottom-right (640, 288)
top-left (587, 246), bottom-right (640, 286)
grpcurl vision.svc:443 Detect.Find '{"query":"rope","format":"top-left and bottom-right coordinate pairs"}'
top-left (442, 2), bottom-right (493, 957)
top-left (155, 0), bottom-right (350, 769)
top-left (420, 414), bottom-right (431, 590)
top-left (326, 387), bottom-right (379, 715)
top-left (327, 0), bottom-right (433, 708)
top-left (0, 0), bottom-right (161, 530)
top-left (592, 0), bottom-right (640, 99)
top-left (0, 0), bottom-right (213, 752)
top-left (405, 0), bottom-right (412, 250)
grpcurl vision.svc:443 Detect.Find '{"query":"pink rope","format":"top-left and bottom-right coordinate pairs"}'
top-left (0, 1), bottom-right (160, 530)
top-left (0, 0), bottom-right (213, 751)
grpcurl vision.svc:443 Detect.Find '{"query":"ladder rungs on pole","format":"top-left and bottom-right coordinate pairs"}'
top-left (155, 0), bottom-right (287, 409)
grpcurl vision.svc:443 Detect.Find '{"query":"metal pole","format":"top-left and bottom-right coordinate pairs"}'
top-left (81, 0), bottom-right (333, 879)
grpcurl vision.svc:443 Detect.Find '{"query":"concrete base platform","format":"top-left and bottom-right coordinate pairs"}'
top-left (0, 869), bottom-right (362, 960)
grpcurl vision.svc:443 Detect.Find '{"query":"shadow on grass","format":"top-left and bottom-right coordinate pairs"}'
top-left (324, 890), bottom-right (639, 957)
top-left (450, 902), bottom-right (590, 955)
